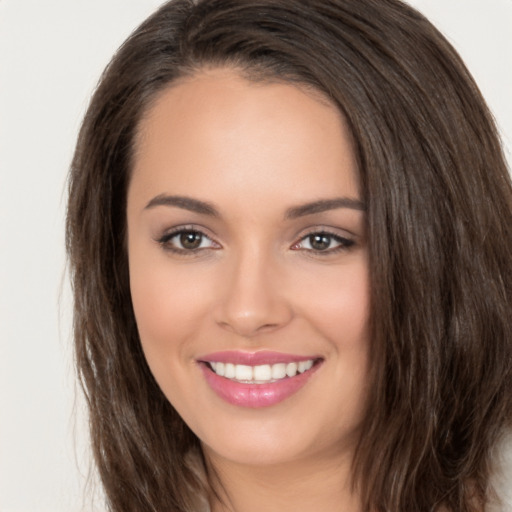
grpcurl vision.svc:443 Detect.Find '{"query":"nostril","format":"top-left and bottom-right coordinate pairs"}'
top-left (216, 318), bottom-right (282, 338)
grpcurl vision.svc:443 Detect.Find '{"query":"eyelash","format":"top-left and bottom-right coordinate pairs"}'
top-left (157, 227), bottom-right (355, 256)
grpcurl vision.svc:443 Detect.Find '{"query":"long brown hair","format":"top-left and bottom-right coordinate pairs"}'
top-left (66, 1), bottom-right (512, 510)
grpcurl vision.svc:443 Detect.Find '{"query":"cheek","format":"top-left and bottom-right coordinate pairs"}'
top-left (128, 246), bottom-right (214, 364)
top-left (299, 258), bottom-right (370, 349)
top-left (131, 269), bottom-right (199, 338)
top-left (298, 258), bottom-right (371, 412)
top-left (128, 256), bottom-right (213, 411)
top-left (321, 269), bottom-right (371, 425)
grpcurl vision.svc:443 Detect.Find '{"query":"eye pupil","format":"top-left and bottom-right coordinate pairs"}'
top-left (310, 234), bottom-right (331, 251)
top-left (180, 232), bottom-right (202, 249)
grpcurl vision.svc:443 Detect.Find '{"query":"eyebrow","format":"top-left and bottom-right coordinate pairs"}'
top-left (284, 197), bottom-right (366, 219)
top-left (144, 194), bottom-right (219, 216)
top-left (144, 194), bottom-right (366, 219)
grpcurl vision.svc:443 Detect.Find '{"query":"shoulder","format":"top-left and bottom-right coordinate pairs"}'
top-left (488, 431), bottom-right (512, 511)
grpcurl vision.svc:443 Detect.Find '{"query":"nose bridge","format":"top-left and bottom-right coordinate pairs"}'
top-left (215, 243), bottom-right (291, 337)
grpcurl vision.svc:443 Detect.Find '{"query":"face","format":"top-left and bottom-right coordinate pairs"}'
top-left (127, 69), bottom-right (370, 469)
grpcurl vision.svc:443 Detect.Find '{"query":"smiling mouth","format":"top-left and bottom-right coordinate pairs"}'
top-left (205, 359), bottom-right (320, 384)
top-left (198, 353), bottom-right (324, 407)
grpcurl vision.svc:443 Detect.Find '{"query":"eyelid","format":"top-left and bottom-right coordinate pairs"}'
top-left (294, 220), bottom-right (360, 238)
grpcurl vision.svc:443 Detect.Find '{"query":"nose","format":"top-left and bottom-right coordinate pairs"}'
top-left (214, 249), bottom-right (293, 338)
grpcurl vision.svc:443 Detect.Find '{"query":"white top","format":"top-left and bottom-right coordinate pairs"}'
top-left (489, 432), bottom-right (512, 511)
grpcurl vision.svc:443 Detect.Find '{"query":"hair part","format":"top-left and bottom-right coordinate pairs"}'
top-left (66, 1), bottom-right (512, 510)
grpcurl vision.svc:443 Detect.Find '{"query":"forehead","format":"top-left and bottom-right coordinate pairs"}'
top-left (130, 68), bottom-right (360, 209)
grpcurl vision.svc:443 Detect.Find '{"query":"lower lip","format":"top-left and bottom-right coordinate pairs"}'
top-left (199, 362), bottom-right (321, 408)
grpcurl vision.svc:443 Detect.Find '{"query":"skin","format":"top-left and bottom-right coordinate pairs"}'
top-left (127, 68), bottom-right (369, 512)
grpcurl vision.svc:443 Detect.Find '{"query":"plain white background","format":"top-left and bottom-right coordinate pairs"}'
top-left (0, 1), bottom-right (511, 511)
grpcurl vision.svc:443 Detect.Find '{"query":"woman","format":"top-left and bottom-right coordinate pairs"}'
top-left (66, 0), bottom-right (512, 511)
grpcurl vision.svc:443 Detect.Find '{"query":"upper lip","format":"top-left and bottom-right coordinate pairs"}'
top-left (197, 350), bottom-right (321, 366)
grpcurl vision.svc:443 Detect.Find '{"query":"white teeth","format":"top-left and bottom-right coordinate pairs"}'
top-left (224, 363), bottom-right (236, 379)
top-left (271, 363), bottom-right (287, 380)
top-left (298, 360), bottom-right (313, 373)
top-left (208, 359), bottom-right (315, 383)
top-left (235, 364), bottom-right (253, 381)
top-left (286, 362), bottom-right (298, 377)
top-left (253, 364), bottom-right (272, 381)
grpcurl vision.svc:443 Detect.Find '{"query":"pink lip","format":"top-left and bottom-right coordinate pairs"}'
top-left (197, 351), bottom-right (322, 408)
top-left (198, 350), bottom-right (318, 366)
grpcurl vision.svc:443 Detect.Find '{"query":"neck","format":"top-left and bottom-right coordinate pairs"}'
top-left (204, 448), bottom-right (362, 512)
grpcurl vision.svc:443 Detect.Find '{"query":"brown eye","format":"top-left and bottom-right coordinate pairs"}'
top-left (180, 231), bottom-right (203, 249)
top-left (309, 234), bottom-right (332, 251)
